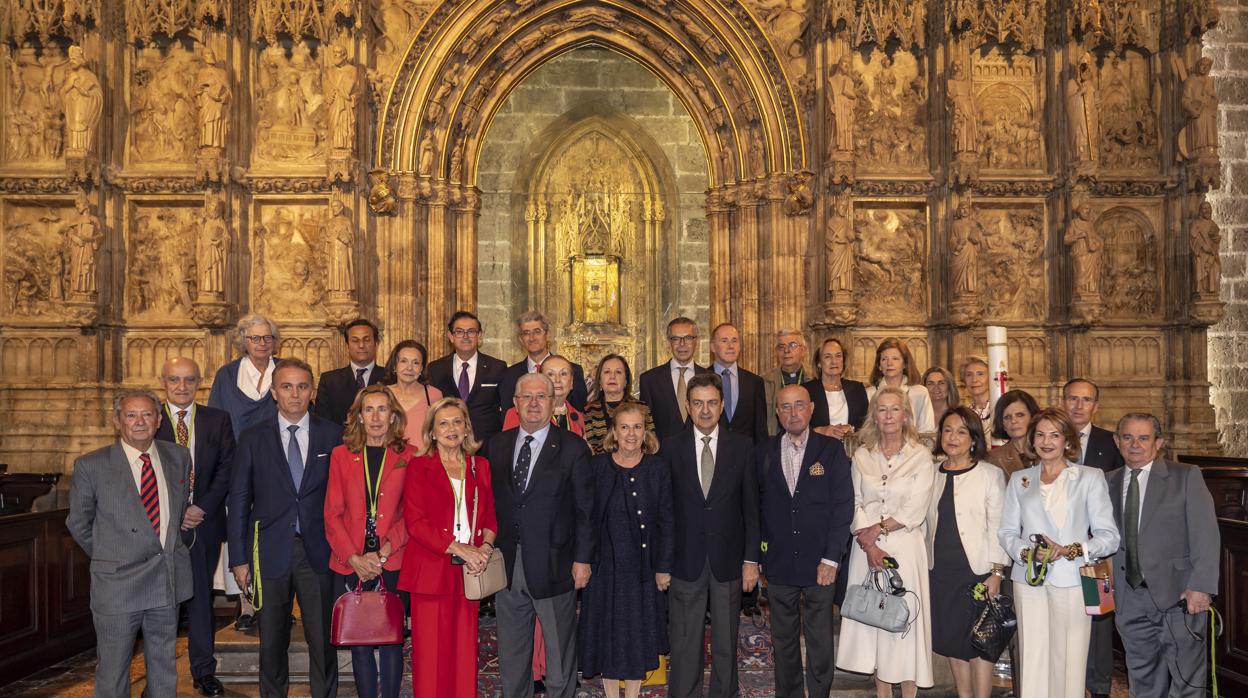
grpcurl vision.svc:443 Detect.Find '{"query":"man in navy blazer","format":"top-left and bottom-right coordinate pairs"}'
top-left (228, 358), bottom-right (344, 698)
top-left (486, 372), bottom-right (594, 698)
top-left (639, 316), bottom-right (712, 443)
top-left (312, 318), bottom-right (386, 427)
top-left (757, 384), bottom-right (853, 698)
top-left (155, 357), bottom-right (235, 697)
top-left (710, 322), bottom-right (768, 442)
top-left (498, 310), bottom-right (589, 412)
top-left (426, 310), bottom-right (507, 444)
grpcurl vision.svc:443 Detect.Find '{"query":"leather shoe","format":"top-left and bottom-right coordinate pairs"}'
top-left (233, 613), bottom-right (254, 632)
top-left (193, 675), bottom-right (225, 697)
top-left (533, 678), bottom-right (546, 694)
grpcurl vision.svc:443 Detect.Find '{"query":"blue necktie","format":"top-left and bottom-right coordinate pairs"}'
top-left (515, 435), bottom-right (534, 492)
top-left (722, 368), bottom-right (734, 421)
top-left (286, 424), bottom-right (303, 532)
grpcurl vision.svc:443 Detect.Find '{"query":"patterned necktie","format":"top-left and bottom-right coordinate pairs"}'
top-left (458, 361), bottom-right (471, 401)
top-left (1125, 469), bottom-right (1143, 587)
top-left (677, 366), bottom-right (689, 421)
top-left (534, 362), bottom-right (543, 373)
top-left (177, 410), bottom-right (194, 498)
top-left (287, 424), bottom-right (304, 491)
top-left (722, 368), bottom-right (734, 421)
top-left (355, 367), bottom-right (367, 389)
top-left (700, 435), bottom-right (715, 498)
top-left (139, 453), bottom-right (160, 537)
top-left (515, 435), bottom-right (534, 491)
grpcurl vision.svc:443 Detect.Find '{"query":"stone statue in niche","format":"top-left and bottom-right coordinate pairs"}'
top-left (324, 199), bottom-right (356, 299)
top-left (4, 49), bottom-right (65, 163)
top-left (950, 199), bottom-right (980, 296)
top-left (64, 193), bottom-right (103, 299)
top-left (825, 194), bottom-right (855, 294)
top-left (325, 43), bottom-right (359, 182)
top-left (195, 45), bottom-right (231, 180)
top-left (854, 207), bottom-right (927, 323)
top-left (1099, 54), bottom-right (1159, 171)
top-left (852, 52), bottom-right (926, 173)
top-left (1189, 200), bottom-right (1220, 297)
top-left (255, 43), bottom-right (324, 164)
top-left (1175, 56), bottom-right (1220, 189)
top-left (198, 193), bottom-right (229, 299)
top-left (1065, 202), bottom-right (1103, 315)
top-left (1098, 209), bottom-right (1159, 317)
top-left (826, 54), bottom-right (857, 182)
top-left (947, 60), bottom-right (977, 183)
top-left (368, 169), bottom-right (397, 215)
top-left (60, 46), bottom-right (103, 179)
top-left (1066, 52), bottom-right (1099, 173)
top-left (131, 46), bottom-right (198, 165)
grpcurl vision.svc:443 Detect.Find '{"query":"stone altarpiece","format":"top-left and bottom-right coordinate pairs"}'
top-left (0, 0), bottom-right (1228, 473)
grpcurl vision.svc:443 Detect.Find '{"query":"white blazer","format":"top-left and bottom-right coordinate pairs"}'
top-left (998, 463), bottom-right (1120, 588)
top-left (925, 461), bottom-right (1009, 575)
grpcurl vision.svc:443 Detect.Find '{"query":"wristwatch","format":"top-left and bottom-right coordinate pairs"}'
top-left (378, 555), bottom-right (388, 565)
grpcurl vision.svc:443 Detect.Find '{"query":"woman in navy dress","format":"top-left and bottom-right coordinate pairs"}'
top-left (577, 401), bottom-right (673, 698)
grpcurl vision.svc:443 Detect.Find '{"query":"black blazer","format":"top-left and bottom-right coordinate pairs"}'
top-left (426, 352), bottom-right (507, 444)
top-left (312, 364), bottom-right (386, 427)
top-left (756, 431), bottom-right (853, 588)
top-left (1084, 425), bottom-right (1124, 473)
top-left (499, 359), bottom-right (589, 413)
top-left (638, 362), bottom-right (713, 444)
top-left (486, 425), bottom-right (594, 599)
top-left (805, 378), bottom-right (869, 431)
top-left (715, 366), bottom-right (769, 443)
top-left (662, 427), bottom-right (760, 583)
top-left (155, 403), bottom-right (235, 546)
top-left (227, 414), bottom-right (344, 578)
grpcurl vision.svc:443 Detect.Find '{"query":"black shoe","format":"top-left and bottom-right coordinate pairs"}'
top-left (479, 598), bottom-right (496, 618)
top-left (233, 613), bottom-right (254, 632)
top-left (193, 675), bottom-right (225, 697)
top-left (533, 678), bottom-right (546, 694)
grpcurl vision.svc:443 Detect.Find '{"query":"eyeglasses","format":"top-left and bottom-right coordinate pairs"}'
top-left (517, 392), bottom-right (550, 402)
top-left (520, 328), bottom-right (546, 337)
top-left (451, 328), bottom-right (481, 338)
top-left (245, 335), bottom-right (275, 344)
top-left (668, 335), bottom-right (698, 344)
top-left (776, 342), bottom-right (803, 352)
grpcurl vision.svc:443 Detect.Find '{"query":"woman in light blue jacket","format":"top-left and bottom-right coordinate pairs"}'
top-left (998, 407), bottom-right (1119, 698)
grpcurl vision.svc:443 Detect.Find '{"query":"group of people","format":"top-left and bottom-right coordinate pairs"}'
top-left (65, 310), bottom-right (1221, 698)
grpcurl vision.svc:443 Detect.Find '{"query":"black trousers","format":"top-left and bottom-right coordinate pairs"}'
top-left (257, 542), bottom-right (337, 698)
top-left (769, 582), bottom-right (836, 698)
top-left (668, 561), bottom-right (741, 698)
top-left (184, 527), bottom-right (222, 680)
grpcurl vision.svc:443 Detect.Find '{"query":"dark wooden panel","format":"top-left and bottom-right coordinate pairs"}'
top-left (0, 522), bottom-right (41, 653)
top-left (50, 518), bottom-right (91, 630)
top-left (1217, 518), bottom-right (1248, 695)
top-left (1200, 467), bottom-right (1248, 520)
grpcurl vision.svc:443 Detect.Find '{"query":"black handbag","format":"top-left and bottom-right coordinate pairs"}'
top-left (970, 593), bottom-right (1017, 661)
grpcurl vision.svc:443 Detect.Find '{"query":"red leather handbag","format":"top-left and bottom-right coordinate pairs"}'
top-left (330, 576), bottom-right (405, 646)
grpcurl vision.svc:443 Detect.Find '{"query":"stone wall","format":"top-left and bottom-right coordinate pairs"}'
top-left (1208, 0), bottom-right (1248, 455)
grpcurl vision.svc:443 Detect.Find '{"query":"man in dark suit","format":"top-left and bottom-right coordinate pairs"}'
top-left (763, 329), bottom-right (811, 436)
top-left (1062, 377), bottom-right (1125, 698)
top-left (757, 384), bottom-right (853, 698)
top-left (427, 310), bottom-right (507, 445)
top-left (155, 357), bottom-right (235, 697)
top-left (312, 318), bottom-right (385, 427)
top-left (228, 358), bottom-right (344, 698)
top-left (710, 322), bottom-right (768, 442)
top-left (499, 310), bottom-right (589, 412)
top-left (1109, 413), bottom-right (1219, 698)
top-left (487, 372), bottom-right (594, 698)
top-left (639, 316), bottom-right (711, 443)
top-left (68, 389), bottom-right (193, 698)
top-left (664, 373), bottom-right (760, 698)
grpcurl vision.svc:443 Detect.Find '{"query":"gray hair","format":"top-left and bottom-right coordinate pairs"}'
top-left (113, 389), bottom-right (162, 417)
top-left (514, 371), bottom-right (555, 397)
top-left (516, 310), bottom-right (549, 333)
top-left (775, 328), bottom-right (807, 345)
top-left (233, 314), bottom-right (281, 354)
top-left (1116, 412), bottom-right (1163, 439)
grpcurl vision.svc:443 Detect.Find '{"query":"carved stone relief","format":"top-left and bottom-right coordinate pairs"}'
top-left (825, 54), bottom-right (857, 182)
top-left (824, 192), bottom-right (855, 322)
top-left (952, 0), bottom-right (1046, 52)
top-left (1098, 53), bottom-right (1158, 172)
top-left (324, 41), bottom-right (360, 182)
top-left (1095, 206), bottom-right (1160, 319)
top-left (948, 196), bottom-right (982, 325)
top-left (2, 200), bottom-right (75, 319)
top-left (853, 204), bottom-right (927, 323)
top-left (194, 44), bottom-right (231, 181)
top-left (254, 44), bottom-right (325, 166)
top-left (1065, 201), bottom-right (1103, 323)
top-left (130, 45), bottom-right (199, 166)
top-left (973, 51), bottom-right (1044, 172)
top-left (973, 204), bottom-right (1046, 322)
top-left (1189, 198), bottom-right (1223, 325)
top-left (125, 202), bottom-right (198, 320)
top-left (852, 52), bottom-right (927, 174)
top-left (3, 47), bottom-right (67, 165)
top-left (1066, 51), bottom-right (1099, 175)
top-left (748, 0), bottom-right (810, 96)
top-left (250, 202), bottom-right (332, 320)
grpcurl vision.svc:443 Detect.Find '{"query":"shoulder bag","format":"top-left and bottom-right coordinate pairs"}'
top-left (463, 456), bottom-right (507, 600)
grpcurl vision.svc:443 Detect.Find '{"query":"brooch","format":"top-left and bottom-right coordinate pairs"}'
top-left (1021, 476), bottom-right (1030, 489)
top-left (809, 462), bottom-right (825, 476)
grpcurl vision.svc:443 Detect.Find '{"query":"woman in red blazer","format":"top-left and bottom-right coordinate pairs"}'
top-left (399, 397), bottom-right (497, 698)
top-left (324, 384), bottom-right (415, 698)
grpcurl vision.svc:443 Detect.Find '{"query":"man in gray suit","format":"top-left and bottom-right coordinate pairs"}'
top-left (1110, 413), bottom-right (1219, 698)
top-left (68, 389), bottom-right (193, 698)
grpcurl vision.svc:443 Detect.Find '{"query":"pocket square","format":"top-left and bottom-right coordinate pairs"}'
top-left (809, 462), bottom-right (825, 476)
top-left (481, 383), bottom-right (498, 388)
top-left (316, 453), bottom-right (328, 458)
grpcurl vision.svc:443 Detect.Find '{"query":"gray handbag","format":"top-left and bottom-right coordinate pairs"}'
top-left (841, 569), bottom-right (914, 634)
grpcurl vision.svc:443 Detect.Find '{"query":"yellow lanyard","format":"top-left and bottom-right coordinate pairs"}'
top-left (363, 447), bottom-right (387, 519)
top-left (447, 456), bottom-right (466, 540)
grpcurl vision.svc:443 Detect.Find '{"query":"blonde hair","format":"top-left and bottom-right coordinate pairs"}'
top-left (419, 397), bottom-right (480, 456)
top-left (600, 401), bottom-right (659, 454)
top-left (342, 384), bottom-right (409, 452)
top-left (856, 385), bottom-right (921, 451)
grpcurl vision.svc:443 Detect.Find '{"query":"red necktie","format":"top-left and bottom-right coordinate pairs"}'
top-left (140, 453), bottom-right (160, 537)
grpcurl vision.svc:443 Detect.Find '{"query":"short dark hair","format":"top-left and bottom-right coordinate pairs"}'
top-left (383, 339), bottom-right (429, 384)
top-left (447, 310), bottom-right (481, 333)
top-left (991, 389), bottom-right (1041, 441)
top-left (933, 406), bottom-right (989, 461)
top-left (274, 357), bottom-right (315, 385)
top-left (685, 372), bottom-right (723, 400)
top-left (1062, 377), bottom-right (1100, 401)
top-left (341, 318), bottom-right (380, 342)
top-left (666, 316), bottom-right (698, 335)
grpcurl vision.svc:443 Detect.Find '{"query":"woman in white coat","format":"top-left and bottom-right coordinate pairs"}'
top-left (837, 386), bottom-right (935, 698)
top-left (865, 337), bottom-right (936, 435)
top-left (998, 407), bottom-right (1119, 698)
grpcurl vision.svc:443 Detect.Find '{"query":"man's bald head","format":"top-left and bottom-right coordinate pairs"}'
top-left (159, 357), bottom-right (202, 409)
top-left (775, 384), bottom-right (813, 436)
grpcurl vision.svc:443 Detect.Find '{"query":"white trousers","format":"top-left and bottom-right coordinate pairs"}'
top-left (1013, 581), bottom-right (1091, 698)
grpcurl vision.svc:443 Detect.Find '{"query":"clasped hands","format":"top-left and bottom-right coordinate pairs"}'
top-left (448, 541), bottom-right (492, 575)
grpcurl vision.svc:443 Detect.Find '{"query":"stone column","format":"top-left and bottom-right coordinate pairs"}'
top-left (734, 182), bottom-right (763, 370)
top-left (377, 174), bottom-right (421, 351)
top-left (706, 187), bottom-right (733, 330)
top-left (452, 185), bottom-right (480, 313)
top-left (425, 180), bottom-right (450, 355)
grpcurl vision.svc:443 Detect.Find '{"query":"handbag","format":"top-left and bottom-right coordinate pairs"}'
top-left (330, 576), bottom-right (405, 646)
top-left (841, 569), bottom-right (913, 634)
top-left (970, 593), bottom-right (1017, 661)
top-left (1080, 557), bottom-right (1115, 616)
top-left (463, 457), bottom-right (507, 600)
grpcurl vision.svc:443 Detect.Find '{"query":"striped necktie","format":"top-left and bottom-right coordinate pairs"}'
top-left (139, 453), bottom-right (160, 537)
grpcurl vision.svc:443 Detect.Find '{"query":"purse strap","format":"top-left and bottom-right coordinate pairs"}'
top-left (467, 455), bottom-right (479, 545)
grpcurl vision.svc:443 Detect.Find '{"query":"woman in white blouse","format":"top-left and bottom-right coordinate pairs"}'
top-left (805, 337), bottom-right (869, 439)
top-left (837, 386), bottom-right (935, 698)
top-left (998, 407), bottom-right (1119, 698)
top-left (866, 338), bottom-right (936, 435)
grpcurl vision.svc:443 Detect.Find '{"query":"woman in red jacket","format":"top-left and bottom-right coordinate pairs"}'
top-left (324, 384), bottom-right (415, 698)
top-left (399, 397), bottom-right (497, 697)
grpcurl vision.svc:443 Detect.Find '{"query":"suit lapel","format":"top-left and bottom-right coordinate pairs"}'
top-left (110, 443), bottom-right (156, 540)
top-left (269, 423), bottom-right (299, 495)
top-left (471, 356), bottom-right (490, 395)
top-left (154, 442), bottom-right (184, 552)
top-left (299, 421), bottom-right (327, 496)
top-left (706, 433), bottom-right (731, 501)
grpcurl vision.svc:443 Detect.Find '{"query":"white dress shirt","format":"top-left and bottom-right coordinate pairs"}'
top-left (237, 357), bottom-right (276, 400)
top-left (121, 440), bottom-right (171, 547)
top-left (713, 361), bottom-right (738, 416)
top-left (512, 423), bottom-right (551, 491)
top-left (455, 352), bottom-right (480, 392)
top-left (693, 425), bottom-right (719, 492)
top-left (448, 476), bottom-right (473, 544)
top-left (1120, 461), bottom-right (1153, 517)
top-left (825, 389), bottom-right (849, 425)
top-left (350, 361), bottom-right (377, 385)
top-left (278, 411), bottom-right (312, 469)
top-left (669, 358), bottom-right (697, 394)
top-left (526, 353), bottom-right (551, 372)
top-left (1077, 423), bottom-right (1092, 464)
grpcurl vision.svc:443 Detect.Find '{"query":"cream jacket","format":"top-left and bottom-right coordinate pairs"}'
top-left (925, 461), bottom-right (1009, 575)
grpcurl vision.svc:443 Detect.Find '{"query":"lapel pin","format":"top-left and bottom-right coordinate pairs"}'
top-left (1021, 476), bottom-right (1030, 489)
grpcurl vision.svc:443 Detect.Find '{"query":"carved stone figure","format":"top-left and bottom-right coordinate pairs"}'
top-left (418, 132), bottom-right (436, 176)
top-left (1177, 56), bottom-right (1219, 186)
top-left (59, 46), bottom-right (103, 172)
top-left (368, 169), bottom-right (398, 215)
top-left (854, 207), bottom-right (927, 322)
top-left (1065, 203), bottom-right (1103, 299)
top-left (255, 44), bottom-right (323, 163)
top-left (784, 171), bottom-right (813, 216)
top-left (1066, 53), bottom-right (1099, 169)
top-left (826, 55), bottom-right (856, 159)
top-left (950, 200), bottom-right (981, 295)
top-left (325, 200), bottom-right (355, 296)
top-left (64, 193), bottom-right (104, 298)
top-left (199, 194), bottom-right (229, 298)
top-left (1099, 55), bottom-right (1159, 171)
top-left (325, 45), bottom-right (359, 153)
top-left (947, 61), bottom-right (976, 154)
top-left (825, 195), bottom-right (855, 293)
top-left (1190, 201), bottom-right (1220, 296)
top-left (195, 47), bottom-right (231, 149)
